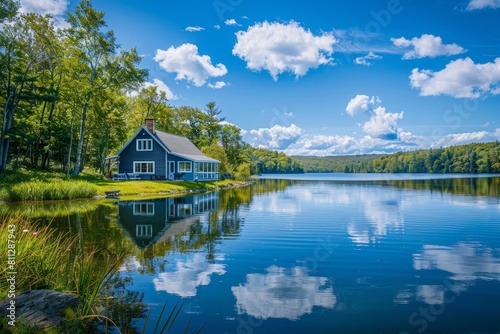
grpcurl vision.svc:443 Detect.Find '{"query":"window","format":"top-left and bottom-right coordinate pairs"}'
top-left (178, 161), bottom-right (192, 172)
top-left (133, 202), bottom-right (154, 215)
top-left (134, 161), bottom-right (155, 174)
top-left (136, 225), bottom-right (153, 238)
top-left (136, 139), bottom-right (153, 151)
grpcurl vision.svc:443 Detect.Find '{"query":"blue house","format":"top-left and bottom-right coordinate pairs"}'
top-left (110, 118), bottom-right (219, 181)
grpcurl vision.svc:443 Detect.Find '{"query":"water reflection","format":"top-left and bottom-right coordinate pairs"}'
top-left (116, 192), bottom-right (219, 249)
top-left (414, 243), bottom-right (500, 281)
top-left (152, 253), bottom-right (226, 297)
top-left (231, 265), bottom-right (336, 320)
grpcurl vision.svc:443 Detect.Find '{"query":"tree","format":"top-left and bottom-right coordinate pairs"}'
top-left (0, 13), bottom-right (55, 172)
top-left (65, 0), bottom-right (147, 176)
top-left (0, 0), bottom-right (18, 23)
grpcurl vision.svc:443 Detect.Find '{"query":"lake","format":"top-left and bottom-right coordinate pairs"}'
top-left (7, 174), bottom-right (500, 333)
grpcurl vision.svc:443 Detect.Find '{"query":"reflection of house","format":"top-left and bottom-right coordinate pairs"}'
top-left (116, 192), bottom-right (219, 249)
top-left (109, 118), bottom-right (219, 181)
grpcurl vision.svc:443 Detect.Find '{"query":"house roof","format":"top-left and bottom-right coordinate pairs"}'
top-left (114, 126), bottom-right (219, 163)
top-left (155, 130), bottom-right (219, 163)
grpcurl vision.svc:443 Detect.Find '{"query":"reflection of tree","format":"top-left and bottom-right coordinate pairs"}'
top-left (379, 177), bottom-right (500, 197)
top-left (102, 274), bottom-right (146, 334)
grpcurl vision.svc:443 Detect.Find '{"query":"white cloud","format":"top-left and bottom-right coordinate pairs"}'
top-left (19, 0), bottom-right (69, 29)
top-left (430, 128), bottom-right (500, 148)
top-left (346, 95), bottom-right (402, 140)
top-left (346, 94), bottom-right (370, 116)
top-left (185, 26), bottom-right (205, 32)
top-left (391, 34), bottom-right (466, 59)
top-left (233, 21), bottom-right (335, 80)
top-left (246, 123), bottom-right (303, 150)
top-left (153, 253), bottom-right (226, 297)
top-left (154, 43), bottom-right (228, 87)
top-left (410, 57), bottom-right (500, 98)
top-left (224, 18), bottom-right (240, 26)
top-left (354, 52), bottom-right (382, 66)
top-left (147, 79), bottom-right (178, 100)
top-left (362, 106), bottom-right (403, 140)
top-left (19, 0), bottom-right (67, 15)
top-left (214, 25), bottom-right (220, 30)
top-left (231, 265), bottom-right (336, 320)
top-left (207, 81), bottom-right (227, 89)
top-left (466, 0), bottom-right (500, 10)
top-left (127, 79), bottom-right (178, 100)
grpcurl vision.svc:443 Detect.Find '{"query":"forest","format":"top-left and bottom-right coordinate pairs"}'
top-left (295, 141), bottom-right (500, 174)
top-left (0, 0), bottom-right (303, 179)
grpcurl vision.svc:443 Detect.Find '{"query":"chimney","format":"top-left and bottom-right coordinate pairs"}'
top-left (145, 118), bottom-right (156, 134)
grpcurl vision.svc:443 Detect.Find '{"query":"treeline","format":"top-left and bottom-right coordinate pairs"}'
top-left (296, 142), bottom-right (500, 173)
top-left (0, 0), bottom-right (302, 178)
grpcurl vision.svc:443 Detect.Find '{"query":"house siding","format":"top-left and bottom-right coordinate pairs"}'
top-left (167, 153), bottom-right (195, 181)
top-left (118, 131), bottom-right (166, 179)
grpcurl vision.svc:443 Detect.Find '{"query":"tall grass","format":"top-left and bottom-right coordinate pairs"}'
top-left (0, 216), bottom-right (125, 329)
top-left (7, 180), bottom-right (97, 201)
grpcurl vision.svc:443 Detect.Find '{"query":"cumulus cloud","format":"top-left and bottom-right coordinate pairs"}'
top-left (127, 79), bottom-right (178, 100)
top-left (224, 18), bottom-right (240, 26)
top-left (391, 34), bottom-right (466, 59)
top-left (466, 0), bottom-right (500, 10)
top-left (346, 95), bottom-right (370, 116)
top-left (232, 21), bottom-right (335, 80)
top-left (345, 95), bottom-right (402, 140)
top-left (410, 57), bottom-right (500, 98)
top-left (246, 124), bottom-right (303, 150)
top-left (362, 106), bottom-right (403, 140)
top-left (19, 0), bottom-right (67, 15)
top-left (154, 43), bottom-right (228, 87)
top-left (19, 0), bottom-right (69, 29)
top-left (430, 128), bottom-right (500, 148)
top-left (232, 266), bottom-right (336, 320)
top-left (153, 253), bottom-right (226, 297)
top-left (354, 52), bottom-right (382, 66)
top-left (185, 26), bottom-right (205, 32)
top-left (207, 81), bottom-right (227, 89)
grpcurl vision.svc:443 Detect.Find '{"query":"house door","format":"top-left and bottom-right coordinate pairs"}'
top-left (169, 161), bottom-right (175, 180)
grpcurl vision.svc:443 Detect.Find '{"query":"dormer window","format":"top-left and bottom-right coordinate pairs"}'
top-left (136, 139), bottom-right (152, 151)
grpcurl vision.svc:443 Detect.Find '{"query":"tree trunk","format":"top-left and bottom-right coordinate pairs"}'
top-left (73, 98), bottom-right (89, 176)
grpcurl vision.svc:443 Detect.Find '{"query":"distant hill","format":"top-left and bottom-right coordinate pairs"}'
top-left (294, 142), bottom-right (500, 173)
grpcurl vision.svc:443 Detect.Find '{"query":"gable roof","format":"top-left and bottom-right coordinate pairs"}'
top-left (155, 130), bottom-right (219, 163)
top-left (115, 126), bottom-right (219, 163)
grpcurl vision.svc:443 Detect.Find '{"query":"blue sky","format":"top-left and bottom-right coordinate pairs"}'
top-left (19, 0), bottom-right (500, 155)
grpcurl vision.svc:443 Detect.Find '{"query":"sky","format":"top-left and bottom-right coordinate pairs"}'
top-left (18, 0), bottom-right (500, 155)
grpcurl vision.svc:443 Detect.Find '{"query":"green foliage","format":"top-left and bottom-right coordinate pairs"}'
top-left (250, 148), bottom-right (304, 174)
top-left (296, 142), bottom-right (500, 174)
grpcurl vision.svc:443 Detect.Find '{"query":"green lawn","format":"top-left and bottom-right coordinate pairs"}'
top-left (0, 169), bottom-right (246, 201)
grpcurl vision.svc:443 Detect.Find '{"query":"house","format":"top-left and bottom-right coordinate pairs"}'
top-left (115, 192), bottom-right (220, 249)
top-left (109, 118), bottom-right (220, 181)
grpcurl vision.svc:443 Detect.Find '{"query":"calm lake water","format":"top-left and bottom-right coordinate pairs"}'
top-left (7, 174), bottom-right (500, 333)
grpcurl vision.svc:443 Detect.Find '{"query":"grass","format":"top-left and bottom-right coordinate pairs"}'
top-left (0, 169), bottom-right (248, 202)
top-left (0, 216), bottom-right (125, 331)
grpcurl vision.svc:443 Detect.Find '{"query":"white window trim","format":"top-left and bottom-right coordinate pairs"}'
top-left (134, 161), bottom-right (155, 174)
top-left (178, 161), bottom-right (192, 172)
top-left (133, 202), bottom-right (155, 216)
top-left (136, 139), bottom-right (153, 151)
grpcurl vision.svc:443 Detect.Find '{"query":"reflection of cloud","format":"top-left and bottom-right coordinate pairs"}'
top-left (153, 253), bottom-right (226, 297)
top-left (231, 266), bottom-right (336, 320)
top-left (413, 243), bottom-right (500, 281)
top-left (396, 243), bottom-right (500, 305)
top-left (348, 197), bottom-right (404, 246)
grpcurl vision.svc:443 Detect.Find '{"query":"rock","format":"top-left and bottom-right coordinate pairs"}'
top-left (0, 290), bottom-right (78, 329)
